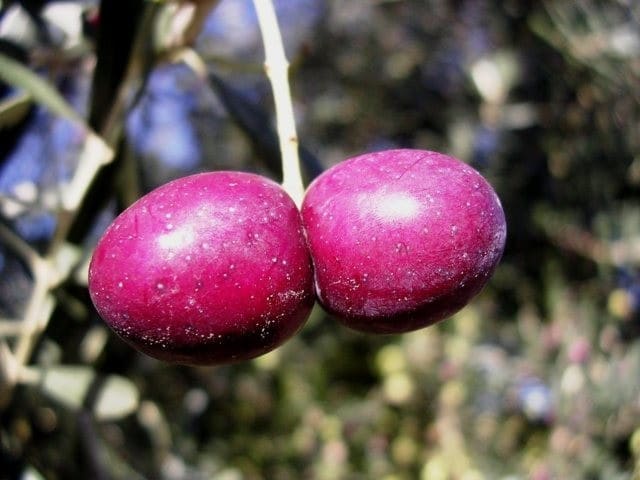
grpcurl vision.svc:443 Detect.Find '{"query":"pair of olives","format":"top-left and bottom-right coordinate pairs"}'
top-left (89, 149), bottom-right (506, 365)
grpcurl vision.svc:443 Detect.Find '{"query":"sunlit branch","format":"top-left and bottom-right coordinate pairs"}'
top-left (253, 0), bottom-right (304, 207)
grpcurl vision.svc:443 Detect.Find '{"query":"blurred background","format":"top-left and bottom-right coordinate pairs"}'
top-left (0, 0), bottom-right (639, 479)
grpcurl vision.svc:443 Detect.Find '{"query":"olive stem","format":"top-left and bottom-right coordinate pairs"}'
top-left (253, 0), bottom-right (305, 207)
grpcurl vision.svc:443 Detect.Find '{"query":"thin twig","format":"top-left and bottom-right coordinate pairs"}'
top-left (182, 0), bottom-right (222, 46)
top-left (200, 54), bottom-right (264, 74)
top-left (539, 217), bottom-right (640, 267)
top-left (157, 0), bottom-right (222, 51)
top-left (166, 47), bottom-right (209, 79)
top-left (62, 134), bottom-right (114, 213)
top-left (0, 222), bottom-right (43, 272)
top-left (253, 0), bottom-right (305, 206)
top-left (12, 284), bottom-right (56, 371)
top-left (0, 320), bottom-right (36, 337)
top-left (0, 340), bottom-right (18, 390)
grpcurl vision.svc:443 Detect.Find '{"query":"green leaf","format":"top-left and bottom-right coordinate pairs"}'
top-left (0, 91), bottom-right (32, 130)
top-left (94, 375), bottom-right (140, 421)
top-left (21, 466), bottom-right (46, 480)
top-left (35, 365), bottom-right (139, 420)
top-left (39, 365), bottom-right (93, 409)
top-left (0, 52), bottom-right (82, 123)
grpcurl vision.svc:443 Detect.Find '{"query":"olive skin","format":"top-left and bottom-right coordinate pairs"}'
top-left (89, 171), bottom-right (314, 365)
top-left (301, 149), bottom-right (506, 334)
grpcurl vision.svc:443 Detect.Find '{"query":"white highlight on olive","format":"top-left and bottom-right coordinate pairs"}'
top-left (370, 192), bottom-right (420, 222)
top-left (157, 225), bottom-right (196, 253)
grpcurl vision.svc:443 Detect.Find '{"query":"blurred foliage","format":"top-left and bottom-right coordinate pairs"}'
top-left (1, 0), bottom-right (640, 479)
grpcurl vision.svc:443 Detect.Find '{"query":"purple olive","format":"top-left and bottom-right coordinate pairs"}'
top-left (89, 171), bottom-right (314, 365)
top-left (301, 149), bottom-right (506, 334)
